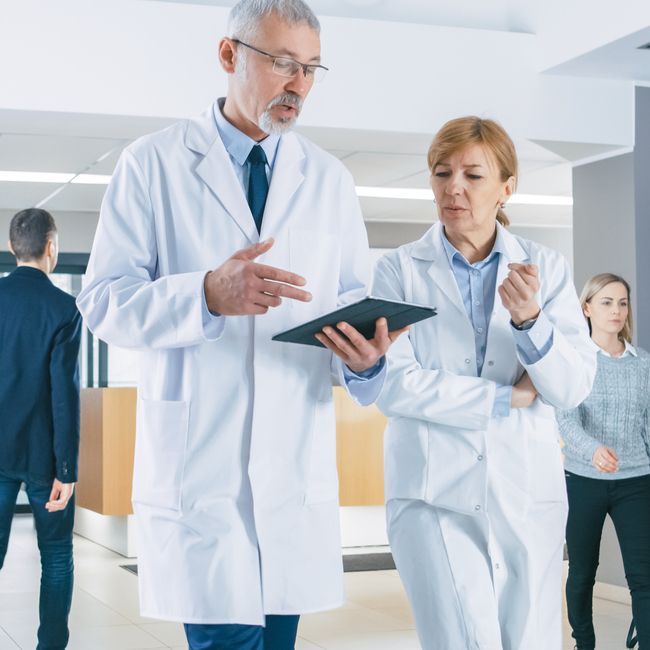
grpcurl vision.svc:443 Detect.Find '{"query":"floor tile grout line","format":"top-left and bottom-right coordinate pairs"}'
top-left (0, 624), bottom-right (22, 650)
top-left (133, 620), bottom-right (186, 648)
top-left (297, 635), bottom-right (327, 649)
top-left (72, 583), bottom-right (143, 626)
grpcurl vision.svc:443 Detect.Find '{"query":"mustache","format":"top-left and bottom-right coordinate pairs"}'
top-left (265, 93), bottom-right (303, 112)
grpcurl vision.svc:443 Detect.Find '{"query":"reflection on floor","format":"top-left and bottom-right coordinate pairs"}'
top-left (0, 515), bottom-right (633, 649)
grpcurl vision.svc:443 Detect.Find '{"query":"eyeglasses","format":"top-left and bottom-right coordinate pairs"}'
top-left (232, 39), bottom-right (329, 83)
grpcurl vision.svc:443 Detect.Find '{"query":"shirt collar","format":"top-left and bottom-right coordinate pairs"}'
top-left (214, 98), bottom-right (280, 169)
top-left (440, 225), bottom-right (504, 269)
top-left (598, 339), bottom-right (637, 358)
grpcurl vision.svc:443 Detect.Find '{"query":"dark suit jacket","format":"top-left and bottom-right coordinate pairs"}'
top-left (0, 266), bottom-right (82, 484)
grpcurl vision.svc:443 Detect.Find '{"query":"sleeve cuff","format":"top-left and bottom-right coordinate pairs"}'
top-left (341, 357), bottom-right (387, 406)
top-left (56, 462), bottom-right (77, 483)
top-left (584, 438), bottom-right (602, 464)
top-left (343, 357), bottom-right (386, 381)
top-left (201, 273), bottom-right (226, 341)
top-left (492, 385), bottom-right (512, 418)
top-left (511, 311), bottom-right (554, 364)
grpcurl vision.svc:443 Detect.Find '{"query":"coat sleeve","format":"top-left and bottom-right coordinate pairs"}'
top-left (50, 307), bottom-right (82, 483)
top-left (518, 254), bottom-right (597, 409)
top-left (76, 148), bottom-right (225, 349)
top-left (329, 169), bottom-right (385, 406)
top-left (556, 404), bottom-right (600, 464)
top-left (372, 251), bottom-right (497, 430)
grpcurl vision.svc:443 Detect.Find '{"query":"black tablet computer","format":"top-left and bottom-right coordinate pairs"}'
top-left (272, 296), bottom-right (437, 348)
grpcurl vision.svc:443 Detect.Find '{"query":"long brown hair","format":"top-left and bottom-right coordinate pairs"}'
top-left (580, 273), bottom-right (633, 343)
top-left (427, 116), bottom-right (518, 227)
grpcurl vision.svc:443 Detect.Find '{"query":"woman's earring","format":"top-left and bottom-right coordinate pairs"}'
top-left (500, 202), bottom-right (506, 209)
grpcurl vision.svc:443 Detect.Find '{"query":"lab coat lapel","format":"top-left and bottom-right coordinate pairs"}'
top-left (482, 224), bottom-right (530, 378)
top-left (413, 222), bottom-right (467, 319)
top-left (259, 133), bottom-right (305, 239)
top-left (185, 104), bottom-right (258, 244)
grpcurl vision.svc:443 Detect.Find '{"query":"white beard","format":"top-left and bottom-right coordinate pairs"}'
top-left (257, 93), bottom-right (303, 135)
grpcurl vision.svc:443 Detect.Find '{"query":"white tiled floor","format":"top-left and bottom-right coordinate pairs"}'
top-left (0, 515), bottom-right (634, 649)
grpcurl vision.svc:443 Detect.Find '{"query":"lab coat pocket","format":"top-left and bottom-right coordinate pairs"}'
top-left (132, 398), bottom-right (190, 511)
top-left (304, 399), bottom-right (339, 505)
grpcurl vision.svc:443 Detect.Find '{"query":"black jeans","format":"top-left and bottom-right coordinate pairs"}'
top-left (565, 471), bottom-right (650, 650)
top-left (0, 471), bottom-right (74, 650)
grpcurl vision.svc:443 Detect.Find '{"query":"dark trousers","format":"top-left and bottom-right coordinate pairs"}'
top-left (565, 471), bottom-right (650, 650)
top-left (0, 471), bottom-right (74, 650)
top-left (184, 615), bottom-right (300, 650)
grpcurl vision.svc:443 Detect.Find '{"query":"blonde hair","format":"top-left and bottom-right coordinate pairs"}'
top-left (427, 116), bottom-right (518, 227)
top-left (580, 273), bottom-right (633, 343)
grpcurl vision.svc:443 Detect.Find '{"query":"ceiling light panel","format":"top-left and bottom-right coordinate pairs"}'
top-left (0, 171), bottom-right (75, 183)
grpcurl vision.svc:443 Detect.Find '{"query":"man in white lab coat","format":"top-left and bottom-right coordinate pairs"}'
top-left (76, 1), bottom-right (404, 648)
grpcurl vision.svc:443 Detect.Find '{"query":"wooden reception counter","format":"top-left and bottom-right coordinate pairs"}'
top-left (77, 386), bottom-right (386, 516)
top-left (77, 388), bottom-right (137, 515)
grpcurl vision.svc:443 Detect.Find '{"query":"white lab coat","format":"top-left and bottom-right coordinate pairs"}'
top-left (76, 102), bottom-right (379, 624)
top-left (372, 222), bottom-right (597, 649)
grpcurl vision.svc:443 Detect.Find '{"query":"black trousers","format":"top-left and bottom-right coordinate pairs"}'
top-left (565, 471), bottom-right (650, 650)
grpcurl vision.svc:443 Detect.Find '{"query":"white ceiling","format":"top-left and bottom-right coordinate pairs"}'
top-left (545, 26), bottom-right (650, 82)
top-left (150, 0), bottom-right (535, 32)
top-left (0, 126), bottom-right (572, 225)
top-left (2, 0), bottom-right (646, 241)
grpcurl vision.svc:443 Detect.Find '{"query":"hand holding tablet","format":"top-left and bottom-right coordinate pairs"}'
top-left (272, 297), bottom-right (437, 348)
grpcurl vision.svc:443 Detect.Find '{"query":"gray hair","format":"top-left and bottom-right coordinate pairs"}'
top-left (229, 0), bottom-right (320, 42)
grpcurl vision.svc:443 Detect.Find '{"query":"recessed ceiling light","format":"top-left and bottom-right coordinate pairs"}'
top-left (0, 170), bottom-right (113, 185)
top-left (0, 173), bottom-right (572, 206)
top-left (508, 193), bottom-right (573, 206)
top-left (71, 174), bottom-right (112, 185)
top-left (356, 186), bottom-right (573, 206)
top-left (0, 171), bottom-right (75, 183)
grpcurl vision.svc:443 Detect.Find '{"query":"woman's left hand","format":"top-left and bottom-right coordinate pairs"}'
top-left (498, 263), bottom-right (541, 325)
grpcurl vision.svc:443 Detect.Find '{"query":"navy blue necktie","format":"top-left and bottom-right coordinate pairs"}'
top-left (247, 144), bottom-right (269, 233)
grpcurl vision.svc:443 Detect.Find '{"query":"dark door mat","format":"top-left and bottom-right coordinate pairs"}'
top-left (121, 564), bottom-right (138, 575)
top-left (343, 552), bottom-right (396, 572)
top-left (121, 553), bottom-right (396, 577)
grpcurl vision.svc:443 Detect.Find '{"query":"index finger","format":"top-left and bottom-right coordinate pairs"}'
top-left (603, 449), bottom-right (618, 463)
top-left (508, 263), bottom-right (538, 278)
top-left (335, 321), bottom-right (371, 347)
top-left (254, 263), bottom-right (306, 287)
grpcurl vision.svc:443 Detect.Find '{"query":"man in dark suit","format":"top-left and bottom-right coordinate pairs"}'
top-left (0, 208), bottom-right (81, 650)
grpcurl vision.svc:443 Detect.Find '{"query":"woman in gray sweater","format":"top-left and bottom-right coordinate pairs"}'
top-left (557, 272), bottom-right (650, 650)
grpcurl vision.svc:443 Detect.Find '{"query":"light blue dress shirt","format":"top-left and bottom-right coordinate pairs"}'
top-left (440, 227), bottom-right (553, 417)
top-left (214, 98), bottom-right (280, 191)
top-left (207, 98), bottom-right (384, 391)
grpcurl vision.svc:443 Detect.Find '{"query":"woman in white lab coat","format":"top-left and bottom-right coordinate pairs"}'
top-left (372, 116), bottom-right (597, 650)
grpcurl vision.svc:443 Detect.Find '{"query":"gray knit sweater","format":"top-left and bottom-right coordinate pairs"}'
top-left (556, 347), bottom-right (650, 480)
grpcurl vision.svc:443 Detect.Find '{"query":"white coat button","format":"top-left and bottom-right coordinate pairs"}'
top-left (477, 455), bottom-right (484, 461)
top-left (475, 505), bottom-right (481, 511)
top-left (488, 361), bottom-right (494, 367)
top-left (465, 358), bottom-right (471, 364)
top-left (474, 300), bottom-right (480, 306)
top-left (477, 327), bottom-right (483, 334)
top-left (495, 563), bottom-right (501, 570)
